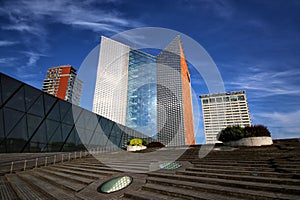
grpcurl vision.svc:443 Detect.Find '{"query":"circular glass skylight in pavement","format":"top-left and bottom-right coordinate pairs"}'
top-left (98, 176), bottom-right (132, 193)
top-left (159, 162), bottom-right (182, 170)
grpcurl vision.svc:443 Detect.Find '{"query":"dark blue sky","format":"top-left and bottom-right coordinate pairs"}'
top-left (0, 0), bottom-right (299, 143)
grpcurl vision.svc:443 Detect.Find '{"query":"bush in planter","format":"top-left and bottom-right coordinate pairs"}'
top-left (146, 141), bottom-right (165, 148)
top-left (218, 125), bottom-right (245, 142)
top-left (142, 140), bottom-right (149, 146)
top-left (128, 138), bottom-right (143, 146)
top-left (218, 125), bottom-right (271, 142)
top-left (244, 125), bottom-right (271, 137)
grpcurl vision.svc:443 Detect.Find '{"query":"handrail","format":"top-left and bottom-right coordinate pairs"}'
top-left (3, 151), bottom-right (90, 175)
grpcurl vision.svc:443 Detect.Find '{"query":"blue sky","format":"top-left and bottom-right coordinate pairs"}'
top-left (0, 0), bottom-right (299, 143)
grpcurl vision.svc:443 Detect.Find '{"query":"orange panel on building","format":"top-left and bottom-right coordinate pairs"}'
top-left (56, 66), bottom-right (71, 100)
top-left (179, 42), bottom-right (195, 145)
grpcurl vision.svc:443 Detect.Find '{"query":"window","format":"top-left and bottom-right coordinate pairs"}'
top-left (216, 97), bottom-right (222, 103)
top-left (238, 95), bottom-right (245, 100)
top-left (209, 98), bottom-right (215, 103)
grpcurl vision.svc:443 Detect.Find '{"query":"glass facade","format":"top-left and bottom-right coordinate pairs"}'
top-left (93, 36), bottom-right (195, 146)
top-left (0, 73), bottom-right (149, 153)
top-left (126, 50), bottom-right (157, 137)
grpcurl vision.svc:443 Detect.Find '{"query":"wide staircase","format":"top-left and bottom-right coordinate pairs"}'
top-left (1, 139), bottom-right (300, 199)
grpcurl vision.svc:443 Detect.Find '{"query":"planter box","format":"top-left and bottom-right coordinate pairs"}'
top-left (224, 136), bottom-right (273, 147)
top-left (127, 145), bottom-right (147, 152)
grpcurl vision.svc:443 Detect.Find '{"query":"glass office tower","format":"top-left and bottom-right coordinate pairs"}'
top-left (93, 36), bottom-right (195, 146)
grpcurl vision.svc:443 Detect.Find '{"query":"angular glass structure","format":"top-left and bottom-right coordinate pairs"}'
top-left (93, 36), bottom-right (195, 146)
top-left (0, 73), bottom-right (149, 153)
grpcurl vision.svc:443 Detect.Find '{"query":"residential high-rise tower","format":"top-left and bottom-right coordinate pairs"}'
top-left (93, 36), bottom-right (195, 146)
top-left (42, 65), bottom-right (82, 105)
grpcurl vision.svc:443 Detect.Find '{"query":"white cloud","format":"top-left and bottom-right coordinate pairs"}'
top-left (1, 0), bottom-right (143, 68)
top-left (226, 68), bottom-right (300, 97)
top-left (0, 40), bottom-right (18, 47)
top-left (0, 57), bottom-right (18, 64)
top-left (20, 51), bottom-right (49, 67)
top-left (1, 0), bottom-right (141, 34)
top-left (255, 110), bottom-right (300, 139)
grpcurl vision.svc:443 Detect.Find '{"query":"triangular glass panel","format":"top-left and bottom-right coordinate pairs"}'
top-left (89, 123), bottom-right (106, 146)
top-left (61, 123), bottom-right (73, 141)
top-left (46, 119), bottom-right (62, 143)
top-left (26, 114), bottom-right (43, 139)
top-left (43, 93), bottom-right (57, 114)
top-left (71, 105), bottom-right (82, 122)
top-left (59, 100), bottom-right (71, 120)
top-left (27, 95), bottom-right (45, 117)
top-left (0, 75), bottom-right (2, 106)
top-left (76, 109), bottom-right (91, 128)
top-left (61, 107), bottom-right (74, 125)
top-left (5, 86), bottom-right (26, 112)
top-left (30, 120), bottom-right (47, 144)
top-left (24, 85), bottom-right (41, 111)
top-left (6, 115), bottom-right (28, 139)
top-left (0, 109), bottom-right (4, 143)
top-left (86, 114), bottom-right (98, 132)
top-left (5, 115), bottom-right (28, 153)
top-left (1, 74), bottom-right (22, 103)
top-left (74, 129), bottom-right (83, 146)
top-left (65, 128), bottom-right (76, 146)
top-left (47, 102), bottom-right (60, 121)
top-left (3, 108), bottom-right (25, 135)
top-left (76, 127), bottom-right (89, 145)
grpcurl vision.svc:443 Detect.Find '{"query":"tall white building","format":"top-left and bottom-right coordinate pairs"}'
top-left (200, 91), bottom-right (251, 144)
top-left (92, 37), bottom-right (129, 124)
top-left (92, 36), bottom-right (195, 146)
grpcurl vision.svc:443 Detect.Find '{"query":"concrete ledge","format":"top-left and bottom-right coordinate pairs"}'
top-left (224, 137), bottom-right (273, 147)
top-left (127, 145), bottom-right (147, 152)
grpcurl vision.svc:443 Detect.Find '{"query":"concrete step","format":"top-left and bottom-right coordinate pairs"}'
top-left (62, 163), bottom-right (120, 172)
top-left (193, 164), bottom-right (274, 171)
top-left (123, 189), bottom-right (184, 200)
top-left (18, 172), bottom-right (78, 200)
top-left (5, 174), bottom-right (51, 200)
top-left (32, 170), bottom-right (87, 192)
top-left (57, 164), bottom-right (116, 176)
top-left (38, 168), bottom-right (94, 184)
top-left (0, 176), bottom-right (19, 200)
top-left (142, 183), bottom-right (243, 200)
top-left (176, 170), bottom-right (300, 185)
top-left (185, 167), bottom-right (298, 178)
top-left (192, 161), bottom-right (270, 167)
top-left (49, 165), bottom-right (111, 179)
top-left (148, 173), bottom-right (300, 195)
top-left (146, 176), bottom-right (300, 200)
top-left (103, 163), bottom-right (150, 173)
top-left (105, 161), bottom-right (153, 167)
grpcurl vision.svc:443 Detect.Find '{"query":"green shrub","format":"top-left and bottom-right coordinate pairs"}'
top-left (128, 138), bottom-right (149, 146)
top-left (128, 138), bottom-right (143, 146)
top-left (218, 125), bottom-right (271, 142)
top-left (142, 140), bottom-right (149, 146)
top-left (244, 125), bottom-right (271, 137)
top-left (146, 141), bottom-right (165, 148)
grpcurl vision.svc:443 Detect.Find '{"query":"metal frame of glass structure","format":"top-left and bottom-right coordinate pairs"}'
top-left (0, 73), bottom-right (150, 153)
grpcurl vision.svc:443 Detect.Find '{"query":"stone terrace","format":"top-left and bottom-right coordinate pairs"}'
top-left (1, 139), bottom-right (300, 199)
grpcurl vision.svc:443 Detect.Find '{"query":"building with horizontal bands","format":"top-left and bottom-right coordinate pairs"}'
top-left (42, 65), bottom-right (82, 105)
top-left (93, 36), bottom-right (195, 146)
top-left (200, 90), bottom-right (251, 144)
